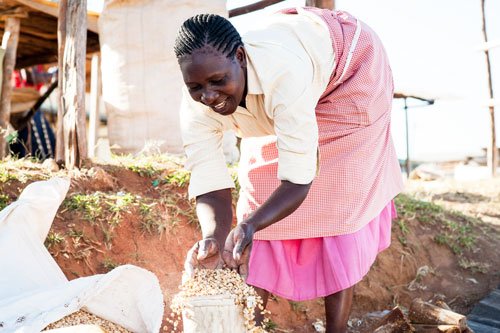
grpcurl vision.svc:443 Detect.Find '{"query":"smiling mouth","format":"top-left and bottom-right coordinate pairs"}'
top-left (214, 100), bottom-right (226, 111)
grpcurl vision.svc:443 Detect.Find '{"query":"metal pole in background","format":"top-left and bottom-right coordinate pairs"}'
top-left (404, 97), bottom-right (411, 177)
top-left (480, 0), bottom-right (497, 177)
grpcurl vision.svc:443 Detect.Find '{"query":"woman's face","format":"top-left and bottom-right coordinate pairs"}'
top-left (179, 45), bottom-right (247, 116)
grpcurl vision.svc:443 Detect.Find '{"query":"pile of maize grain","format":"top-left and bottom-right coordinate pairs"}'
top-left (168, 269), bottom-right (269, 333)
top-left (42, 310), bottom-right (131, 333)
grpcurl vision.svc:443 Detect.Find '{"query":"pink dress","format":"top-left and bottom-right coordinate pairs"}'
top-left (247, 202), bottom-right (396, 300)
top-left (243, 8), bottom-right (403, 300)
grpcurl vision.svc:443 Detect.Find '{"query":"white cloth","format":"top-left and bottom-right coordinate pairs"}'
top-left (99, 0), bottom-right (228, 154)
top-left (0, 178), bottom-right (163, 333)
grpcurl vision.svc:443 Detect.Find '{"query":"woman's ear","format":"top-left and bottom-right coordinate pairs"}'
top-left (235, 46), bottom-right (247, 68)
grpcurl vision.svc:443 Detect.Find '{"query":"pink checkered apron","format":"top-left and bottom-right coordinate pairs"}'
top-left (243, 8), bottom-right (404, 299)
top-left (238, 7), bottom-right (403, 240)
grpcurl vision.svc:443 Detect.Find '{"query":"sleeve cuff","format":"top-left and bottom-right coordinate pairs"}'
top-left (188, 161), bottom-right (235, 199)
top-left (277, 149), bottom-right (316, 184)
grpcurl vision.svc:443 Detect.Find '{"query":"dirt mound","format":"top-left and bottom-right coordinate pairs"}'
top-left (2, 158), bottom-right (500, 332)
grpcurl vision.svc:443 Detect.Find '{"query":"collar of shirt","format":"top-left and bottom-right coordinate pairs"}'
top-left (233, 47), bottom-right (263, 118)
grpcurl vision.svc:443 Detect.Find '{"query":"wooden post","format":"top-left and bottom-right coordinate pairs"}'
top-left (306, 0), bottom-right (335, 9)
top-left (228, 0), bottom-right (285, 18)
top-left (404, 98), bottom-right (411, 176)
top-left (413, 324), bottom-right (461, 332)
top-left (409, 299), bottom-right (467, 331)
top-left (56, 0), bottom-right (67, 164)
top-left (480, 0), bottom-right (497, 177)
top-left (88, 53), bottom-right (100, 158)
top-left (58, 0), bottom-right (88, 169)
top-left (372, 307), bottom-right (415, 332)
top-left (0, 17), bottom-right (20, 159)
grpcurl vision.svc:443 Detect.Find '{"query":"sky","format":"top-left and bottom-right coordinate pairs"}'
top-left (227, 0), bottom-right (500, 162)
top-left (88, 0), bottom-right (500, 162)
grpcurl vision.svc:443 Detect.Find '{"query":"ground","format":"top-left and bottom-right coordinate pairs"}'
top-left (1, 157), bottom-right (500, 333)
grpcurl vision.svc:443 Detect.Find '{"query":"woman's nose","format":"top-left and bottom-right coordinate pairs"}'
top-left (200, 90), bottom-right (219, 105)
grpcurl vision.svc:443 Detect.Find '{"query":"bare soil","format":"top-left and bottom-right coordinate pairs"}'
top-left (2, 159), bottom-right (500, 333)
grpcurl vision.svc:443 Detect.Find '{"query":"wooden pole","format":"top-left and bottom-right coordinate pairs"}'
top-left (306, 0), bottom-right (335, 9)
top-left (404, 98), bottom-right (411, 176)
top-left (228, 0), bottom-right (335, 18)
top-left (228, 0), bottom-right (285, 18)
top-left (58, 0), bottom-right (88, 169)
top-left (0, 17), bottom-right (20, 159)
top-left (372, 307), bottom-right (414, 332)
top-left (409, 299), bottom-right (467, 331)
top-left (88, 53), bottom-right (100, 158)
top-left (413, 324), bottom-right (462, 333)
top-left (56, 0), bottom-right (67, 164)
top-left (481, 0), bottom-right (497, 176)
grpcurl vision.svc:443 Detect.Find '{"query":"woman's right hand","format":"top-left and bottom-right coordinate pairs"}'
top-left (184, 237), bottom-right (224, 277)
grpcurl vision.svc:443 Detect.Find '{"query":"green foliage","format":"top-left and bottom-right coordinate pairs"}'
top-left (396, 193), bottom-right (480, 257)
top-left (263, 319), bottom-right (278, 331)
top-left (65, 192), bottom-right (139, 225)
top-left (107, 192), bottom-right (135, 225)
top-left (102, 257), bottom-right (120, 271)
top-left (65, 193), bottom-right (103, 222)
top-left (433, 219), bottom-right (476, 255)
top-left (289, 301), bottom-right (307, 313)
top-left (45, 232), bottom-right (65, 249)
top-left (127, 162), bottom-right (160, 177)
top-left (0, 159), bottom-right (50, 183)
top-left (64, 191), bottom-right (140, 247)
top-left (6, 131), bottom-right (18, 144)
top-left (64, 188), bottom-right (193, 241)
top-left (230, 166), bottom-right (240, 205)
top-left (139, 201), bottom-right (171, 235)
top-left (458, 258), bottom-right (490, 273)
top-left (115, 153), bottom-right (187, 180)
top-left (395, 194), bottom-right (443, 221)
top-left (396, 219), bottom-right (409, 245)
top-left (163, 169), bottom-right (190, 187)
top-left (67, 228), bottom-right (85, 239)
top-left (0, 194), bottom-right (10, 210)
top-left (0, 166), bottom-right (18, 183)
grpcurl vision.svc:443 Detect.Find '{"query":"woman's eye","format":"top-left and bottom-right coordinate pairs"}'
top-left (211, 78), bottom-right (226, 85)
top-left (187, 85), bottom-right (200, 91)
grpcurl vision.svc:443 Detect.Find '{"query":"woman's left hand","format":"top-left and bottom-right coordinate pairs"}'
top-left (222, 222), bottom-right (255, 280)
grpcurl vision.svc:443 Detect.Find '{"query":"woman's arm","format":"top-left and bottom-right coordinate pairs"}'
top-left (196, 188), bottom-right (233, 248)
top-left (223, 180), bottom-right (311, 276)
top-left (245, 180), bottom-right (311, 232)
top-left (184, 188), bottom-right (233, 275)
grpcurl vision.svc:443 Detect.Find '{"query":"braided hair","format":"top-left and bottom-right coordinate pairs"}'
top-left (174, 14), bottom-right (243, 59)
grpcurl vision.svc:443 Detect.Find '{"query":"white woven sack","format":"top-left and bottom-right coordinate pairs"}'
top-left (99, 0), bottom-right (230, 155)
top-left (0, 178), bottom-right (163, 333)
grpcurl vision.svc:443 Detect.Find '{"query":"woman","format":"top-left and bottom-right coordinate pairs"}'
top-left (175, 7), bottom-right (403, 332)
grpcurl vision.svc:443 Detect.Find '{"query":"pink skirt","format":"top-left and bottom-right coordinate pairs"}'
top-left (246, 201), bottom-right (396, 301)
